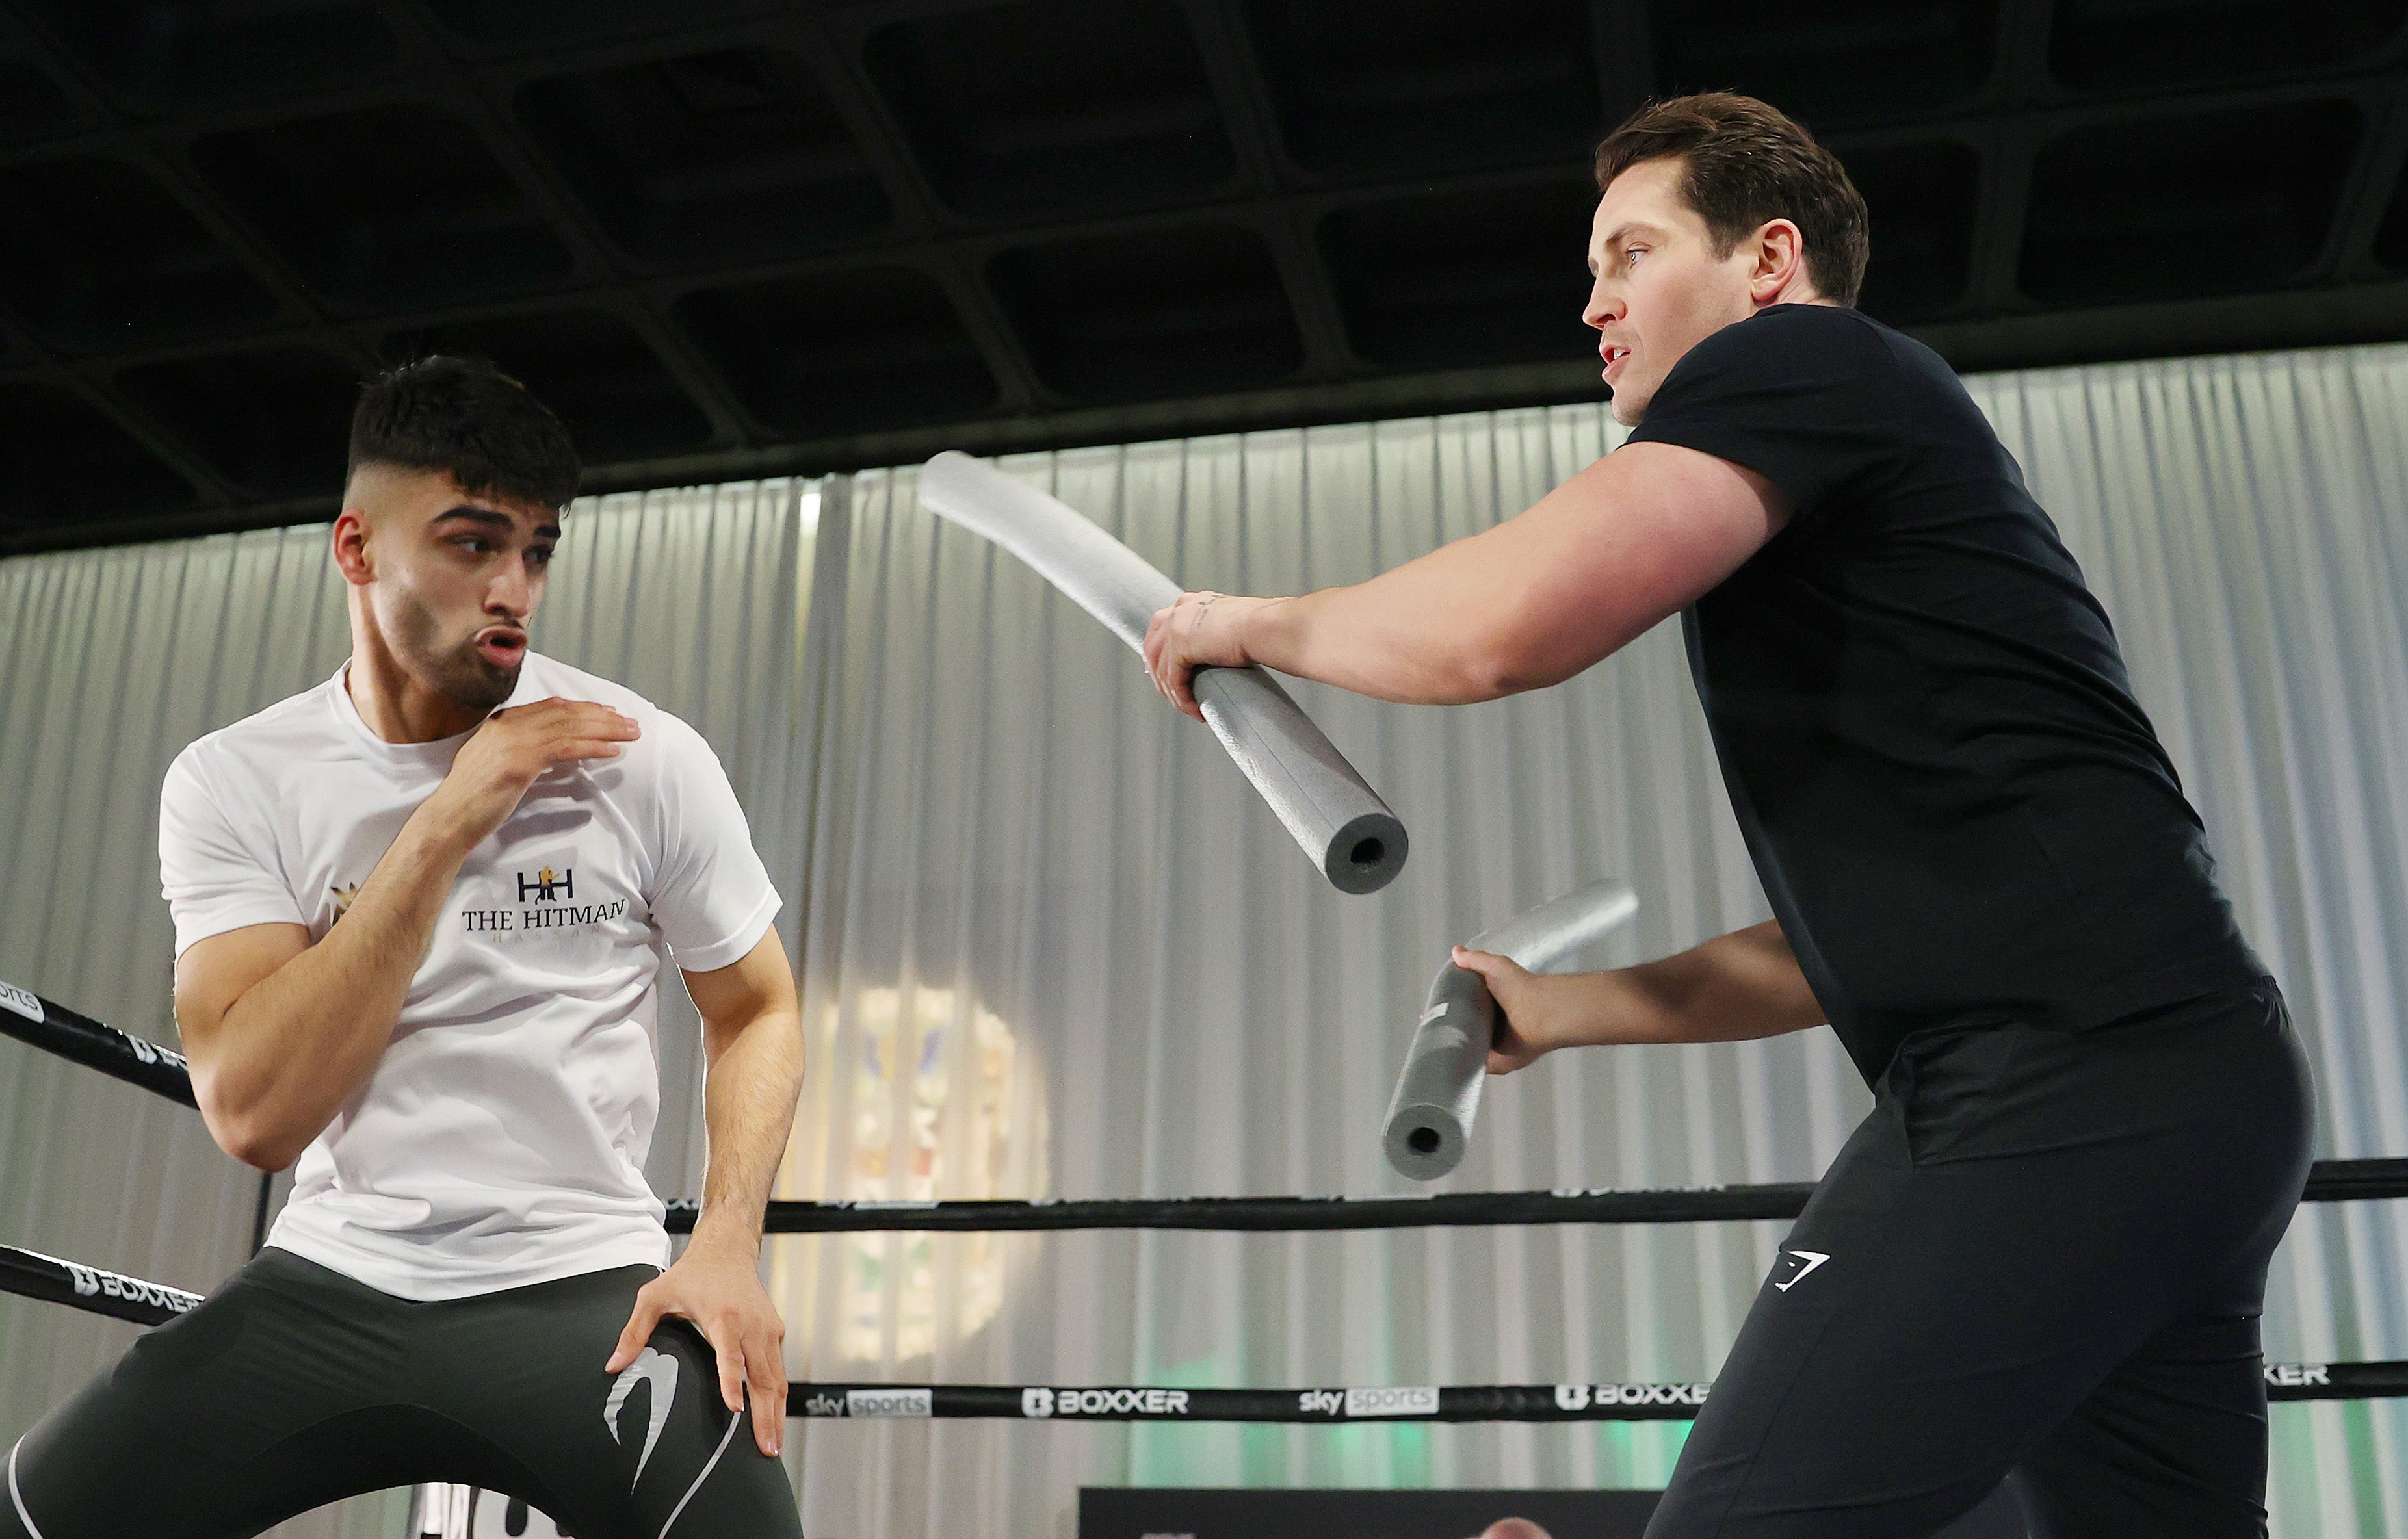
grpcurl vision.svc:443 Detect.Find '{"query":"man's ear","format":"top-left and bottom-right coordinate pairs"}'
top-left (331, 508), bottom-right (375, 588)
top-left (1751, 218), bottom-right (1809, 303)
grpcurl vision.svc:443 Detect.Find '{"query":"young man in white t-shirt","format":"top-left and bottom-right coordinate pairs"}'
top-left (3, 357), bottom-right (807, 1539)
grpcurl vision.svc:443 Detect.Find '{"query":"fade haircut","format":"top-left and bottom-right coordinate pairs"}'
top-left (1593, 92), bottom-right (1870, 306)
top-left (347, 356), bottom-right (581, 511)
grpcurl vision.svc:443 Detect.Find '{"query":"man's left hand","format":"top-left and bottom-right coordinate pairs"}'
top-left (606, 1243), bottom-right (788, 1458)
top-left (1142, 591), bottom-right (1270, 719)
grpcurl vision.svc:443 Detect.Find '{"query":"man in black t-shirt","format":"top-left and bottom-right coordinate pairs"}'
top-left (1142, 93), bottom-right (2311, 1538)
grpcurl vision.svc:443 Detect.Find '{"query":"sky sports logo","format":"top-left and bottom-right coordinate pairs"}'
top-left (1341, 1386), bottom-right (1439, 1417)
top-left (837, 1388), bottom-right (933, 1418)
top-left (0, 979), bottom-right (43, 1024)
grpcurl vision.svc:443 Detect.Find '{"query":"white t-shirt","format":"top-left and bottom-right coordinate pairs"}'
top-left (157, 652), bottom-right (780, 1301)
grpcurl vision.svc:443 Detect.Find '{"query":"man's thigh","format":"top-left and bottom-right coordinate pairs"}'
top-left (1647, 1008), bottom-right (2307, 1539)
top-left (5, 1250), bottom-right (436, 1539)
top-left (2011, 1304), bottom-right (2275, 1539)
top-left (413, 1263), bottom-right (802, 1539)
top-left (1645, 1095), bottom-right (2093, 1538)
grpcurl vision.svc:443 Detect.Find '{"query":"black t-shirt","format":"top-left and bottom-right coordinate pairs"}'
top-left (1626, 303), bottom-right (2264, 1084)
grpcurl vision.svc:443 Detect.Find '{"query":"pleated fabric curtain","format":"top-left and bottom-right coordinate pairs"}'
top-left (0, 479), bottom-right (811, 1539)
top-left (783, 344), bottom-right (2408, 1539)
top-left (1969, 350), bottom-right (2408, 1538)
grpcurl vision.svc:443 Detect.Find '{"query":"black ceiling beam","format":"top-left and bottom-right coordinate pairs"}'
top-left (0, 0), bottom-right (2403, 555)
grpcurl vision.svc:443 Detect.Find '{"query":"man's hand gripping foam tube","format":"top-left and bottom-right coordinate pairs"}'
top-left (1383, 879), bottom-right (1639, 1179)
top-left (918, 451), bottom-right (1408, 894)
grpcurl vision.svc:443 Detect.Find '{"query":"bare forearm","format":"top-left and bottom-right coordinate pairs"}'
top-left (1554, 920), bottom-right (1827, 1047)
top-left (1241, 560), bottom-right (1535, 705)
top-left (686, 1007), bottom-right (806, 1261)
top-left (207, 803), bottom-right (477, 1165)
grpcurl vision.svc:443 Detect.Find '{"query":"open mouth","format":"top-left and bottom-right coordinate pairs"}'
top-left (1601, 344), bottom-right (1632, 377)
top-left (474, 628), bottom-right (527, 669)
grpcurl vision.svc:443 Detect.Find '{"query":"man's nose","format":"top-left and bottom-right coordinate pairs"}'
top-left (490, 562), bottom-right (531, 619)
top-left (1583, 280), bottom-right (1619, 331)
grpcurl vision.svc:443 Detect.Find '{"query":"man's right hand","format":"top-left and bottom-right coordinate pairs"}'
top-left (1453, 946), bottom-right (1584, 1073)
top-left (426, 699), bottom-right (640, 847)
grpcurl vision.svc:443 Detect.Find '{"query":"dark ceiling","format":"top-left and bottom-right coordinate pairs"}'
top-left (1, 0), bottom-right (2404, 553)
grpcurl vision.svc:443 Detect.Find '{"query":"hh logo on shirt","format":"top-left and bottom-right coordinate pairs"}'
top-left (462, 858), bottom-right (628, 935)
top-left (518, 865), bottom-right (574, 902)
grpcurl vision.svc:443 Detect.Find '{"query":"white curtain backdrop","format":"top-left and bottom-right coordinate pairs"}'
top-left (0, 479), bottom-right (812, 1539)
top-left (1, 344), bottom-right (2404, 1539)
top-left (783, 343), bottom-right (2408, 1539)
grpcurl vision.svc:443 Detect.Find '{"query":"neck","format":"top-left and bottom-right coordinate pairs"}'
top-left (345, 606), bottom-right (491, 744)
top-left (1754, 280), bottom-right (1837, 314)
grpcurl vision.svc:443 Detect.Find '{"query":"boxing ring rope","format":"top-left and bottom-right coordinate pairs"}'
top-left (696, 1160), bottom-right (2408, 1232)
top-left (13, 977), bottom-right (2407, 1230)
top-left (7, 977), bottom-right (2408, 1423)
top-left (0, 1237), bottom-right (2393, 1418)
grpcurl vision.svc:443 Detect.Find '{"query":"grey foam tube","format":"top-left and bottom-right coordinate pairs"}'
top-left (1383, 879), bottom-right (1640, 1180)
top-left (918, 450), bottom-right (1408, 894)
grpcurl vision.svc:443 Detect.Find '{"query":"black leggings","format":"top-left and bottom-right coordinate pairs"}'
top-left (3, 1248), bottom-right (802, 1539)
top-left (1648, 979), bottom-right (2315, 1538)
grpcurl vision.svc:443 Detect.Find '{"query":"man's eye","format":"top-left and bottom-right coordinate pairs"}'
top-left (1625, 248), bottom-right (1646, 266)
top-left (529, 547), bottom-right (555, 567)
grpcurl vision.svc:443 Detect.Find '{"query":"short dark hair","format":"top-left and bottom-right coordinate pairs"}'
top-left (347, 355), bottom-right (581, 511)
top-left (1593, 93), bottom-right (1870, 306)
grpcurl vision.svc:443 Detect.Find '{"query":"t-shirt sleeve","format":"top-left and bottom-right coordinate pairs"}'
top-left (159, 747), bottom-right (307, 959)
top-left (1623, 307), bottom-right (1904, 524)
top-left (648, 714), bottom-right (782, 973)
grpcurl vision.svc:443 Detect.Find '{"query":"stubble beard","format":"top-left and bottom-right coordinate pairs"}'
top-left (393, 589), bottom-right (520, 714)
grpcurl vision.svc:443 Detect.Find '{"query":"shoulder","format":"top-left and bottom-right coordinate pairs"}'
top-left (1672, 304), bottom-right (1898, 384)
top-left (513, 652), bottom-right (659, 721)
top-left (510, 654), bottom-right (724, 794)
top-left (166, 677), bottom-right (339, 800)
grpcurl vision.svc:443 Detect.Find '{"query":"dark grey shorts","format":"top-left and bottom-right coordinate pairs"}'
top-left (3, 1247), bottom-right (802, 1539)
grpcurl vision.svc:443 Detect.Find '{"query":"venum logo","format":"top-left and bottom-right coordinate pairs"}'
top-left (604, 1347), bottom-right (679, 1490)
top-left (328, 883), bottom-right (361, 925)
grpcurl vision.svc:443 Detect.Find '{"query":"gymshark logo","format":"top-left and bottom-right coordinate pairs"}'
top-left (1773, 1249), bottom-right (1830, 1291)
top-left (605, 1347), bottom-right (678, 1489)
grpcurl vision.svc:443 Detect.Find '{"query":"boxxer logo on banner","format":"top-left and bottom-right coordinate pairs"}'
top-left (1574, 1382), bottom-right (1712, 1408)
top-left (1038, 1389), bottom-right (1193, 1417)
top-left (23, 1247), bottom-right (199, 1315)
